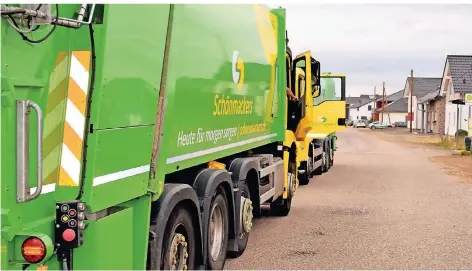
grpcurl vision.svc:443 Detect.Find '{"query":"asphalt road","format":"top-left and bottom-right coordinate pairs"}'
top-left (225, 128), bottom-right (472, 269)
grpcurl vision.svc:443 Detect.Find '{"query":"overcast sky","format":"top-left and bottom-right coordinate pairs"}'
top-left (275, 4), bottom-right (472, 97)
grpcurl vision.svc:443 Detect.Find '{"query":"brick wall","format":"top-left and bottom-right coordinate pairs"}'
top-left (428, 97), bottom-right (446, 134)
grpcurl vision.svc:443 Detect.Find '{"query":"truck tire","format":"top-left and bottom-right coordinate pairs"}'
top-left (327, 141), bottom-right (333, 170)
top-left (299, 144), bottom-right (313, 185)
top-left (329, 143), bottom-right (335, 167)
top-left (298, 161), bottom-right (310, 185)
top-left (322, 143), bottom-right (329, 173)
top-left (270, 163), bottom-right (295, 216)
top-left (161, 208), bottom-right (196, 270)
top-left (227, 181), bottom-right (251, 258)
top-left (207, 191), bottom-right (229, 270)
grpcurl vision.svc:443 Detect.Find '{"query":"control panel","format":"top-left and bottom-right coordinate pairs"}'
top-left (55, 201), bottom-right (85, 250)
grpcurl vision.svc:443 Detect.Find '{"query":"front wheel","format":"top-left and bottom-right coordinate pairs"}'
top-left (298, 159), bottom-right (311, 185)
top-left (161, 208), bottom-right (196, 270)
top-left (270, 163), bottom-right (296, 216)
top-left (322, 144), bottom-right (329, 173)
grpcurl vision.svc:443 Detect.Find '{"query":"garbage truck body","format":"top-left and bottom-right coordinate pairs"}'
top-left (1, 4), bottom-right (319, 270)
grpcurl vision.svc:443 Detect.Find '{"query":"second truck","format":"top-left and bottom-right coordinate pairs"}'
top-left (295, 71), bottom-right (347, 185)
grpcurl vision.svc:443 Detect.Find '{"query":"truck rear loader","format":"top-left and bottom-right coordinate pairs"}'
top-left (1, 4), bottom-right (320, 270)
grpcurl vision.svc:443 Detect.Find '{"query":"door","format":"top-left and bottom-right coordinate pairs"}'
top-left (290, 51), bottom-right (316, 140)
top-left (312, 73), bottom-right (347, 136)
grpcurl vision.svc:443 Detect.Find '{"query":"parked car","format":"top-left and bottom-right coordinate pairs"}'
top-left (394, 121), bottom-right (407, 128)
top-left (368, 121), bottom-right (388, 129)
top-left (354, 120), bottom-right (366, 128)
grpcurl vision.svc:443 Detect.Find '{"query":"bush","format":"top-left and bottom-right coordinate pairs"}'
top-left (455, 129), bottom-right (468, 137)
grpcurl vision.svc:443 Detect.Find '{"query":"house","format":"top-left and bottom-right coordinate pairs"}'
top-left (439, 55), bottom-right (472, 136)
top-left (373, 89), bottom-right (407, 124)
top-left (417, 86), bottom-right (445, 134)
top-left (347, 94), bottom-right (381, 121)
top-left (403, 77), bottom-right (442, 130)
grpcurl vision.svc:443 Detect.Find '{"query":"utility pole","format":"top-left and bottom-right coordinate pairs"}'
top-left (381, 82), bottom-right (386, 123)
top-left (373, 86), bottom-right (376, 121)
top-left (409, 69), bottom-right (414, 133)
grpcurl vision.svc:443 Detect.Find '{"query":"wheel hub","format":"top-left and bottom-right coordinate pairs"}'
top-left (169, 233), bottom-right (188, 270)
top-left (240, 197), bottom-right (253, 234)
top-left (209, 204), bottom-right (224, 261)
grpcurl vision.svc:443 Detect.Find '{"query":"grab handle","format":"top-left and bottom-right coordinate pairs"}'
top-left (17, 100), bottom-right (43, 203)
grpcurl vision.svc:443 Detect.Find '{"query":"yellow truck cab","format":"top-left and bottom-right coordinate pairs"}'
top-left (296, 71), bottom-right (346, 185)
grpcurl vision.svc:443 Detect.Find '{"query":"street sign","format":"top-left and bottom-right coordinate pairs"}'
top-left (465, 93), bottom-right (472, 105)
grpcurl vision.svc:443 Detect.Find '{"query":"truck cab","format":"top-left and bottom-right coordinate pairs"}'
top-left (297, 72), bottom-right (347, 185)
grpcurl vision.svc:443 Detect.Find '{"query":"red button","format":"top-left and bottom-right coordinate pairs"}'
top-left (62, 229), bottom-right (76, 242)
top-left (69, 209), bottom-right (76, 217)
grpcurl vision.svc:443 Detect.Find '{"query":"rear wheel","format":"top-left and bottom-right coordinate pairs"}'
top-left (227, 182), bottom-right (252, 258)
top-left (161, 208), bottom-right (196, 270)
top-left (207, 190), bottom-right (229, 270)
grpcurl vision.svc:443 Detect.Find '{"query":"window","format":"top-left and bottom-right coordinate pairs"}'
top-left (357, 108), bottom-right (359, 111)
top-left (368, 105), bottom-right (372, 111)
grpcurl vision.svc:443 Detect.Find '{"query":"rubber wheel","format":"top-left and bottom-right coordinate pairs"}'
top-left (298, 161), bottom-right (310, 185)
top-left (227, 182), bottom-right (250, 258)
top-left (328, 142), bottom-right (333, 170)
top-left (322, 144), bottom-right (329, 173)
top-left (371, 126), bottom-right (376, 130)
top-left (270, 163), bottom-right (294, 216)
top-left (330, 146), bottom-right (335, 167)
top-left (326, 146), bottom-right (332, 170)
top-left (161, 208), bottom-right (196, 270)
top-left (206, 191), bottom-right (229, 270)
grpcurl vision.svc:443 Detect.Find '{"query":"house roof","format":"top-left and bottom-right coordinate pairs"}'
top-left (418, 87), bottom-right (441, 104)
top-left (347, 94), bottom-right (381, 108)
top-left (377, 89), bottom-right (404, 102)
top-left (376, 97), bottom-right (409, 113)
top-left (349, 98), bottom-right (373, 108)
top-left (446, 55), bottom-right (472, 93)
top-left (404, 77), bottom-right (442, 100)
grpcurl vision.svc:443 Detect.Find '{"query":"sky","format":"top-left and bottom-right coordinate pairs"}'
top-left (274, 4), bottom-right (472, 97)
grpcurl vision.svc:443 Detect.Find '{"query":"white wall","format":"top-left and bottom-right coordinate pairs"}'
top-left (445, 103), bottom-right (472, 136)
top-left (349, 101), bottom-right (374, 121)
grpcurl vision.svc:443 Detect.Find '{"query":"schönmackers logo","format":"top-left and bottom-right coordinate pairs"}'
top-left (232, 50), bottom-right (245, 90)
top-left (319, 116), bottom-right (327, 123)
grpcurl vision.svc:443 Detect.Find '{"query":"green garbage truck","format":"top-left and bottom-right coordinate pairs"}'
top-left (1, 4), bottom-right (320, 270)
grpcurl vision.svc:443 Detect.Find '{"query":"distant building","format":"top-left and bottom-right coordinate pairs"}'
top-left (347, 94), bottom-right (382, 121)
top-left (374, 90), bottom-right (408, 124)
top-left (403, 77), bottom-right (442, 130)
top-left (441, 55), bottom-right (472, 136)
